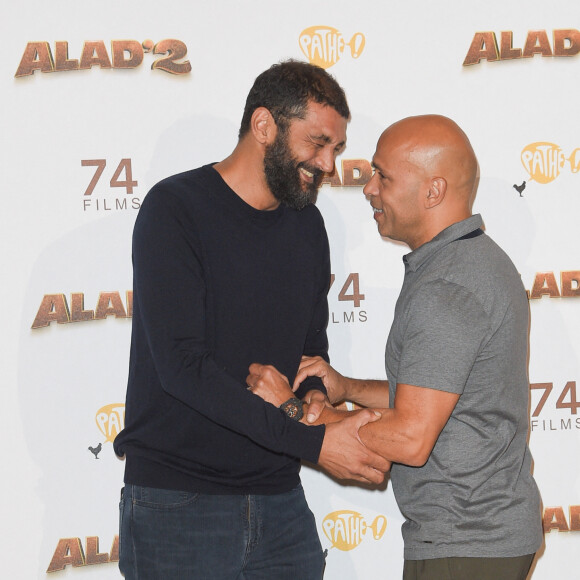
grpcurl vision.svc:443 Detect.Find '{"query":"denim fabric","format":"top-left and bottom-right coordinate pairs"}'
top-left (119, 483), bottom-right (325, 579)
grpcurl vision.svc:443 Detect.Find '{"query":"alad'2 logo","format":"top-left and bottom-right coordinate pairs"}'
top-left (322, 510), bottom-right (387, 551)
top-left (521, 142), bottom-right (580, 184)
top-left (299, 26), bottom-right (365, 69)
top-left (15, 39), bottom-right (191, 77)
top-left (88, 404), bottom-right (125, 459)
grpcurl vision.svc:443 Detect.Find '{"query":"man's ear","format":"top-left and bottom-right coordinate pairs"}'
top-left (250, 107), bottom-right (277, 145)
top-left (425, 177), bottom-right (447, 208)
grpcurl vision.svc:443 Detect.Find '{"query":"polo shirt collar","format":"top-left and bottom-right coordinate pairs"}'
top-left (403, 214), bottom-right (484, 273)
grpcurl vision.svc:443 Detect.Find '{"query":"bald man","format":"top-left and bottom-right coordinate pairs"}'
top-left (247, 115), bottom-right (543, 579)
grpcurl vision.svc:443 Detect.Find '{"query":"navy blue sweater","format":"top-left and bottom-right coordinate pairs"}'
top-left (114, 164), bottom-right (329, 494)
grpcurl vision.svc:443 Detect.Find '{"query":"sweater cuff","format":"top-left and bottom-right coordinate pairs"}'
top-left (281, 420), bottom-right (326, 464)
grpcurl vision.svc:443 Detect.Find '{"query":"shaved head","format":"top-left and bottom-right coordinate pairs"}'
top-left (364, 115), bottom-right (479, 249)
top-left (379, 115), bottom-right (478, 205)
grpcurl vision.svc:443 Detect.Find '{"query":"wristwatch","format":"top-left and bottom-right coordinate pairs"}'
top-left (279, 397), bottom-right (304, 421)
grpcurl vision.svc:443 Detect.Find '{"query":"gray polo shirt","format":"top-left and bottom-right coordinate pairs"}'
top-left (386, 214), bottom-right (542, 560)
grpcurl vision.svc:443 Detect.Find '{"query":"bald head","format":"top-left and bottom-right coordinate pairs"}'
top-left (364, 115), bottom-right (479, 249)
top-left (379, 115), bottom-right (478, 205)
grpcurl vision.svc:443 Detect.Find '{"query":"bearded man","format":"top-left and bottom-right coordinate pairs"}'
top-left (114, 60), bottom-right (389, 580)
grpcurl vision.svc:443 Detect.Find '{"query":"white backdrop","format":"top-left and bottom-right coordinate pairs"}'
top-left (2, 0), bottom-right (579, 577)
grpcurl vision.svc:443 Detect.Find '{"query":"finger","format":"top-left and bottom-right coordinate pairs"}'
top-left (305, 397), bottom-right (325, 424)
top-left (248, 363), bottom-right (263, 376)
top-left (352, 409), bottom-right (382, 429)
top-left (371, 454), bottom-right (391, 474)
top-left (293, 361), bottom-right (321, 390)
top-left (363, 447), bottom-right (391, 473)
top-left (296, 356), bottom-right (320, 374)
top-left (246, 371), bottom-right (261, 389)
top-left (362, 467), bottom-right (386, 485)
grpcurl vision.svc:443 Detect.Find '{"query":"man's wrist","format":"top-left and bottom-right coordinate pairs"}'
top-left (279, 397), bottom-right (304, 421)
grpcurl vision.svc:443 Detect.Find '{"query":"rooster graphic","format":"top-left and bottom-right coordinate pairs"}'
top-left (513, 181), bottom-right (526, 196)
top-left (88, 442), bottom-right (102, 459)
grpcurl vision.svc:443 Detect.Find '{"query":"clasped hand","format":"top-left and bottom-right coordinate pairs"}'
top-left (246, 359), bottom-right (391, 484)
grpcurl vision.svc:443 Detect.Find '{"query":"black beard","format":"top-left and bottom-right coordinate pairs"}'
top-left (263, 131), bottom-right (323, 210)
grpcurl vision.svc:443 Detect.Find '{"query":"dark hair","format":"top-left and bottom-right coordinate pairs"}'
top-left (238, 59), bottom-right (350, 138)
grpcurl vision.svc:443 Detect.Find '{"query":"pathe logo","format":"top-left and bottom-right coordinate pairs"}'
top-left (88, 404), bottom-right (125, 460)
top-left (463, 29), bottom-right (580, 65)
top-left (520, 142), bottom-right (580, 185)
top-left (322, 510), bottom-right (387, 551)
top-left (15, 39), bottom-right (191, 77)
top-left (299, 26), bottom-right (365, 69)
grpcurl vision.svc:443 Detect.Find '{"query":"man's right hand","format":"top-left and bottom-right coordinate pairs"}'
top-left (317, 409), bottom-right (391, 484)
top-left (293, 356), bottom-right (348, 404)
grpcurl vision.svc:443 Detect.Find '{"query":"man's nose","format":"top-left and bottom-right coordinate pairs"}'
top-left (363, 173), bottom-right (378, 198)
top-left (315, 147), bottom-right (335, 174)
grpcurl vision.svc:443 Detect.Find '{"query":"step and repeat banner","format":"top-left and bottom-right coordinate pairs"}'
top-left (3, 0), bottom-right (579, 577)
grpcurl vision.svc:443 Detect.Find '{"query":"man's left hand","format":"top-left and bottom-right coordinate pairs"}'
top-left (246, 363), bottom-right (294, 407)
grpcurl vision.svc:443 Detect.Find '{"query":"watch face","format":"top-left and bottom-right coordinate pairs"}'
top-left (281, 398), bottom-right (304, 421)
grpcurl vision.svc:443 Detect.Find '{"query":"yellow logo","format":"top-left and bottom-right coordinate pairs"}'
top-left (520, 142), bottom-right (580, 184)
top-left (322, 510), bottom-right (387, 551)
top-left (96, 404), bottom-right (125, 444)
top-left (299, 26), bottom-right (365, 69)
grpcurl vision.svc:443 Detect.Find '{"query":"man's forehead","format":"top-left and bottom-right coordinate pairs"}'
top-left (373, 136), bottom-right (412, 164)
top-left (298, 103), bottom-right (347, 137)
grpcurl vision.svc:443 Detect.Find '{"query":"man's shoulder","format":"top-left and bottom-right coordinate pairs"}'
top-left (150, 164), bottom-right (214, 197)
top-left (283, 203), bottom-right (326, 236)
top-left (139, 165), bottom-right (220, 216)
top-left (416, 234), bottom-right (526, 320)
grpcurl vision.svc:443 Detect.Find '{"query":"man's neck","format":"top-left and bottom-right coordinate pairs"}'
top-left (214, 147), bottom-right (279, 211)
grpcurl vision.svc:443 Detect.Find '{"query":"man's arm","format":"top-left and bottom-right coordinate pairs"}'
top-left (359, 384), bottom-right (459, 466)
top-left (247, 363), bottom-right (391, 482)
top-left (291, 356), bottom-right (389, 423)
top-left (292, 358), bottom-right (459, 467)
top-left (293, 218), bottom-right (331, 400)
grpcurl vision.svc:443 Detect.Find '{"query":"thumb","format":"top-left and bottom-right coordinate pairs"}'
top-left (352, 409), bottom-right (382, 429)
top-left (306, 397), bottom-right (325, 424)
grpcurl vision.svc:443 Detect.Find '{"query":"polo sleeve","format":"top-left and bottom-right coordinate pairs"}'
top-left (395, 279), bottom-right (489, 394)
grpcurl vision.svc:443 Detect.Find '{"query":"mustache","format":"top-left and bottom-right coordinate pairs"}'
top-left (298, 162), bottom-right (324, 181)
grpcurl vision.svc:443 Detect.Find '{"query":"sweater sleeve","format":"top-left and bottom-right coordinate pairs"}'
top-left (294, 214), bottom-right (330, 400)
top-left (131, 184), bottom-right (325, 463)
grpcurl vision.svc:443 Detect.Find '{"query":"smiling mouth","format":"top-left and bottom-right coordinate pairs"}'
top-left (373, 207), bottom-right (383, 214)
top-left (299, 167), bottom-right (314, 182)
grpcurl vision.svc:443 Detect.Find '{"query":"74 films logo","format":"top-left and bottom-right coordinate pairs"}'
top-left (530, 381), bottom-right (580, 434)
top-left (88, 403), bottom-right (125, 459)
top-left (82, 158), bottom-right (141, 212)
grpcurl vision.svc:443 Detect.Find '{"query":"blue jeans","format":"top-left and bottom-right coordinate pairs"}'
top-left (119, 483), bottom-right (325, 579)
